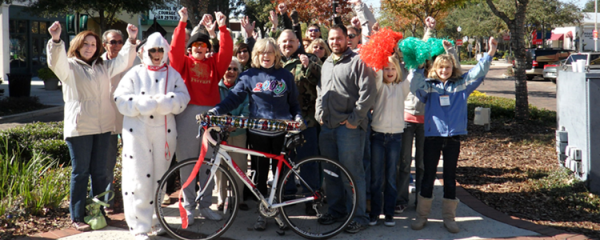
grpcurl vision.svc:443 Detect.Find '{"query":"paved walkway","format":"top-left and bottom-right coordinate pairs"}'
top-left (2, 65), bottom-right (590, 239)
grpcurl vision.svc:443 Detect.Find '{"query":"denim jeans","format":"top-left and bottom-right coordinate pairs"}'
top-left (105, 134), bottom-right (119, 208)
top-left (66, 132), bottom-right (111, 222)
top-left (370, 131), bottom-right (401, 217)
top-left (363, 112), bottom-right (372, 200)
top-left (420, 136), bottom-right (461, 200)
top-left (397, 122), bottom-right (425, 205)
top-left (285, 126), bottom-right (320, 195)
top-left (319, 125), bottom-right (368, 225)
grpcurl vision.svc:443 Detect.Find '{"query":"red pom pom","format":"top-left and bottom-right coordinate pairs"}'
top-left (359, 28), bottom-right (403, 71)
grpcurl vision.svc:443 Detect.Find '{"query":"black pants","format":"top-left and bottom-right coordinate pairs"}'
top-left (420, 136), bottom-right (461, 199)
top-left (247, 131), bottom-right (286, 198)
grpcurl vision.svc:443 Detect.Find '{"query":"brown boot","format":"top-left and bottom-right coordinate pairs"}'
top-left (411, 195), bottom-right (433, 230)
top-left (442, 198), bottom-right (460, 233)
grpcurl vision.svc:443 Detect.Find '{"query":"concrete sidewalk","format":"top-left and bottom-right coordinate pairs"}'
top-left (56, 177), bottom-right (540, 240)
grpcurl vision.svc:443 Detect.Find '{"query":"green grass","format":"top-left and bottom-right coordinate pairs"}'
top-left (0, 136), bottom-right (70, 218)
top-left (467, 92), bottom-right (557, 127)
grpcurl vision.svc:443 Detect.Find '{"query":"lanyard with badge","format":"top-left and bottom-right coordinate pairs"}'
top-left (440, 82), bottom-right (450, 107)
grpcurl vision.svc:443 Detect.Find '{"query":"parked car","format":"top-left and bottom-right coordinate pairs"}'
top-left (543, 59), bottom-right (566, 83)
top-left (512, 48), bottom-right (571, 80)
top-left (562, 52), bottom-right (600, 70)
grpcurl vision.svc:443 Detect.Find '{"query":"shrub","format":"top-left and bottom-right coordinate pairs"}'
top-left (0, 96), bottom-right (46, 116)
top-left (0, 122), bottom-right (69, 166)
top-left (0, 137), bottom-right (70, 218)
top-left (37, 67), bottom-right (58, 81)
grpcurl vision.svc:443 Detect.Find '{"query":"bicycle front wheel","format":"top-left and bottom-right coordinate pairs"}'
top-left (155, 158), bottom-right (239, 240)
top-left (278, 157), bottom-right (357, 239)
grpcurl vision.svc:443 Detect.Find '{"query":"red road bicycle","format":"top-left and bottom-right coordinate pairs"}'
top-left (154, 116), bottom-right (357, 240)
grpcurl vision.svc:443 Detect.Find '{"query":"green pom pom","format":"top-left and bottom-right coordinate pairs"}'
top-left (399, 37), bottom-right (431, 70)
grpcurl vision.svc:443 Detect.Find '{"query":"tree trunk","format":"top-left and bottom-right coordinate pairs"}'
top-left (486, 0), bottom-right (530, 122)
top-left (511, 5), bottom-right (530, 121)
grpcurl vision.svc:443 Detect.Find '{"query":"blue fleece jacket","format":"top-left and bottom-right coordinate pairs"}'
top-left (409, 53), bottom-right (492, 137)
top-left (214, 67), bottom-right (302, 121)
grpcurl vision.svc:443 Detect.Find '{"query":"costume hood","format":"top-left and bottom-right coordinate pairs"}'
top-left (138, 32), bottom-right (170, 66)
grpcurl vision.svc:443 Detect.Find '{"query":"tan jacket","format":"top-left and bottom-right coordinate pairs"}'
top-left (46, 40), bottom-right (136, 139)
top-left (102, 52), bottom-right (139, 134)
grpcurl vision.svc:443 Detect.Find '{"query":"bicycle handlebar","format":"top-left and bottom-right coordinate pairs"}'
top-left (196, 115), bottom-right (303, 133)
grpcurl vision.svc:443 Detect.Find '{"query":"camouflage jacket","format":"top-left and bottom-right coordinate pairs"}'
top-left (281, 52), bottom-right (322, 127)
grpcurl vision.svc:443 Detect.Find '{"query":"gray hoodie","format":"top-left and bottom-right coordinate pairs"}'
top-left (315, 48), bottom-right (376, 130)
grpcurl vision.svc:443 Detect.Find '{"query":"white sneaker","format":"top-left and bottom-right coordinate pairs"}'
top-left (135, 233), bottom-right (150, 240)
top-left (199, 207), bottom-right (222, 221)
top-left (186, 209), bottom-right (195, 225)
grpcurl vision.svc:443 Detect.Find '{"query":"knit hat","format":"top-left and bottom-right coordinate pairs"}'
top-left (187, 32), bottom-right (212, 50)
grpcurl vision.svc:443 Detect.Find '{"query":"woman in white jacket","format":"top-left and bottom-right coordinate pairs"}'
top-left (114, 32), bottom-right (190, 240)
top-left (46, 21), bottom-right (137, 231)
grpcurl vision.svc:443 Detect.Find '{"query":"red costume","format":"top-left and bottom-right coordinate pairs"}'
top-left (169, 22), bottom-right (233, 106)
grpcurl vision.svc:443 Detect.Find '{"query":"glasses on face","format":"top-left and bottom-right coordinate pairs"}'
top-left (308, 28), bottom-right (320, 33)
top-left (348, 34), bottom-right (357, 39)
top-left (313, 45), bottom-right (324, 50)
top-left (228, 67), bottom-right (238, 72)
top-left (192, 42), bottom-right (208, 48)
top-left (238, 49), bottom-right (249, 54)
top-left (108, 40), bottom-right (124, 45)
top-left (148, 48), bottom-right (164, 53)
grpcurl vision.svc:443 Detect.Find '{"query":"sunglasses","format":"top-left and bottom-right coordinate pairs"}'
top-left (308, 29), bottom-right (320, 33)
top-left (348, 34), bottom-right (357, 39)
top-left (148, 48), bottom-right (164, 53)
top-left (108, 40), bottom-right (124, 45)
top-left (313, 46), bottom-right (324, 50)
top-left (192, 42), bottom-right (208, 48)
top-left (238, 49), bottom-right (249, 54)
top-left (228, 67), bottom-right (238, 72)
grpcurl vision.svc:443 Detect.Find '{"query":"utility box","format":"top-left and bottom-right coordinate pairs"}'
top-left (556, 70), bottom-right (600, 194)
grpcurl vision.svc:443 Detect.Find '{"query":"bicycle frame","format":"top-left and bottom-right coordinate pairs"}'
top-left (196, 126), bottom-right (318, 211)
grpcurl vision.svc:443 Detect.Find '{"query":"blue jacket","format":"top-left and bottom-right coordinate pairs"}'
top-left (218, 79), bottom-right (250, 137)
top-left (214, 67), bottom-right (302, 121)
top-left (410, 53), bottom-right (492, 137)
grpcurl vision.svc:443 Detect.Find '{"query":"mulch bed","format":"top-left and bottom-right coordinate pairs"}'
top-left (457, 120), bottom-right (600, 239)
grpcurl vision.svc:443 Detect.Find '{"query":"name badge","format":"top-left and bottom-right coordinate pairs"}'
top-left (440, 95), bottom-right (450, 106)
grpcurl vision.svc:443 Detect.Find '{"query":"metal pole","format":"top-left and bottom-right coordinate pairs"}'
top-left (595, 0), bottom-right (597, 51)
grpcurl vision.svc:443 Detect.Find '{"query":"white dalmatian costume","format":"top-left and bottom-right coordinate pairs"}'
top-left (114, 32), bottom-right (190, 235)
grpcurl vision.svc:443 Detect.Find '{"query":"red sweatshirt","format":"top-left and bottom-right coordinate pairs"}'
top-left (169, 22), bottom-right (233, 106)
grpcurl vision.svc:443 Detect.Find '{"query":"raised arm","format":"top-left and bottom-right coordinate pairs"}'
top-left (409, 68), bottom-right (430, 103)
top-left (169, 7), bottom-right (188, 74)
top-left (46, 21), bottom-right (72, 84)
top-left (350, 0), bottom-right (376, 44)
top-left (459, 37), bottom-right (497, 95)
top-left (213, 11), bottom-right (234, 81)
top-left (106, 24), bottom-right (137, 78)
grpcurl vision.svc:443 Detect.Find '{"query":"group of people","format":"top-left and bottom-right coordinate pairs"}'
top-left (46, 0), bottom-right (498, 239)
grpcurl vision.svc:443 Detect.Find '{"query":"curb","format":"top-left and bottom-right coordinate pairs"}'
top-left (0, 106), bottom-right (63, 123)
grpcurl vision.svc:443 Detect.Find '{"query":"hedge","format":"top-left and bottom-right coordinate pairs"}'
top-left (0, 122), bottom-right (69, 166)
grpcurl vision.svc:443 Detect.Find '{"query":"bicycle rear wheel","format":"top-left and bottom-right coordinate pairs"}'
top-left (155, 158), bottom-right (239, 240)
top-left (278, 157), bottom-right (357, 239)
